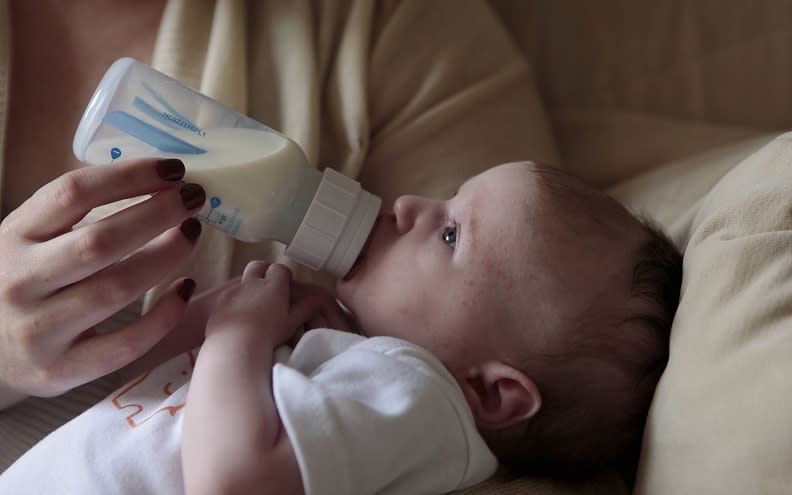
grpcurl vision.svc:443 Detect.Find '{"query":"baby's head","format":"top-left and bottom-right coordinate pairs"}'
top-left (336, 162), bottom-right (682, 473)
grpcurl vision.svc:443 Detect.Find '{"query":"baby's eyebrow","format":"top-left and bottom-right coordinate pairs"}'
top-left (455, 180), bottom-right (471, 198)
top-left (454, 185), bottom-right (478, 259)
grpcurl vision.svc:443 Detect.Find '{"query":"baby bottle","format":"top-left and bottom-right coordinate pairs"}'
top-left (72, 58), bottom-right (381, 279)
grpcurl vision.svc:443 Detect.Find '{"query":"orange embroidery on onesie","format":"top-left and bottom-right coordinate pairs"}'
top-left (111, 351), bottom-right (197, 428)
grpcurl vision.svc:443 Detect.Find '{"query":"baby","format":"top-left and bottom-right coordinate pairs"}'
top-left (181, 161), bottom-right (683, 493)
top-left (0, 162), bottom-right (682, 495)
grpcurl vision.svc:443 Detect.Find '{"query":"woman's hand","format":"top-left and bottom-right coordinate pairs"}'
top-left (0, 158), bottom-right (205, 407)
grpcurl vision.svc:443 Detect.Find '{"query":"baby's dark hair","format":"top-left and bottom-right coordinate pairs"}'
top-left (487, 165), bottom-right (683, 477)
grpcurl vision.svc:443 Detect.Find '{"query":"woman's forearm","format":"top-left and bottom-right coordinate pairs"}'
top-left (182, 329), bottom-right (280, 494)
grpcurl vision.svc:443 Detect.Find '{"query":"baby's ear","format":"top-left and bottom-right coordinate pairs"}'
top-left (455, 361), bottom-right (541, 430)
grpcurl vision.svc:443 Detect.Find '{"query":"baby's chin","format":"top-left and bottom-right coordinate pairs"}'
top-left (332, 298), bottom-right (365, 336)
top-left (334, 280), bottom-right (359, 320)
top-left (336, 260), bottom-right (372, 299)
top-left (335, 277), bottom-right (352, 302)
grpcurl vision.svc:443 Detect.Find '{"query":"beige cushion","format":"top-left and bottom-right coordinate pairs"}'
top-left (492, 0), bottom-right (792, 132)
top-left (547, 110), bottom-right (764, 189)
top-left (608, 134), bottom-right (777, 230)
top-left (491, 0), bottom-right (791, 187)
top-left (628, 132), bottom-right (792, 494)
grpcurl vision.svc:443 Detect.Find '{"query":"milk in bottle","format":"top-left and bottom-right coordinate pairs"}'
top-left (74, 58), bottom-right (381, 278)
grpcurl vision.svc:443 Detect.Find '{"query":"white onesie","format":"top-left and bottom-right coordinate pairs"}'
top-left (0, 329), bottom-right (498, 494)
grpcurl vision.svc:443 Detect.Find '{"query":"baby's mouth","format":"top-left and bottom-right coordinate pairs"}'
top-left (343, 213), bottom-right (383, 281)
top-left (343, 253), bottom-right (364, 281)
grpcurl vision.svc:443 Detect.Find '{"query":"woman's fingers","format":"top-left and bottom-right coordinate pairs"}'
top-left (11, 158), bottom-right (186, 241)
top-left (57, 278), bottom-right (197, 391)
top-left (31, 182), bottom-right (205, 294)
top-left (44, 222), bottom-right (201, 345)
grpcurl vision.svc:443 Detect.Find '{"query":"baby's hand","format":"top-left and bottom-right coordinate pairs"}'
top-left (206, 262), bottom-right (341, 347)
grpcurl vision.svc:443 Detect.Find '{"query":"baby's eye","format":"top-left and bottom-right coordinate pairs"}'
top-left (441, 224), bottom-right (457, 249)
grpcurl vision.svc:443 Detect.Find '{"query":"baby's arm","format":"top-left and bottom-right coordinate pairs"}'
top-left (182, 316), bottom-right (302, 494)
top-left (182, 264), bottom-right (307, 495)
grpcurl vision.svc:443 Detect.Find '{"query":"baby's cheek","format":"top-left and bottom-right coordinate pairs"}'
top-left (392, 290), bottom-right (424, 319)
top-left (387, 289), bottom-right (433, 336)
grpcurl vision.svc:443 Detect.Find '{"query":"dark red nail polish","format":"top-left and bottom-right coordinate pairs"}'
top-left (157, 159), bottom-right (185, 181)
top-left (180, 218), bottom-right (202, 243)
top-left (177, 278), bottom-right (196, 301)
top-left (180, 183), bottom-right (206, 210)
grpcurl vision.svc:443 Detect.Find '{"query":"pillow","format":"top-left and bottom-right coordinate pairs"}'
top-left (608, 134), bottom-right (776, 229)
top-left (634, 132), bottom-right (792, 493)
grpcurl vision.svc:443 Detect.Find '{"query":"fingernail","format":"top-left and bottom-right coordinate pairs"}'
top-left (177, 278), bottom-right (196, 301)
top-left (157, 159), bottom-right (185, 181)
top-left (180, 183), bottom-right (206, 210)
top-left (180, 218), bottom-right (202, 243)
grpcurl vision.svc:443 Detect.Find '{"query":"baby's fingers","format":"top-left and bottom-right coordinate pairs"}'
top-left (242, 262), bottom-right (292, 303)
top-left (58, 278), bottom-right (197, 389)
top-left (263, 263), bottom-right (292, 285)
top-left (241, 261), bottom-right (271, 282)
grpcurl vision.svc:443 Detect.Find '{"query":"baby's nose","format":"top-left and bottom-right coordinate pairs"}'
top-left (393, 194), bottom-right (422, 233)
